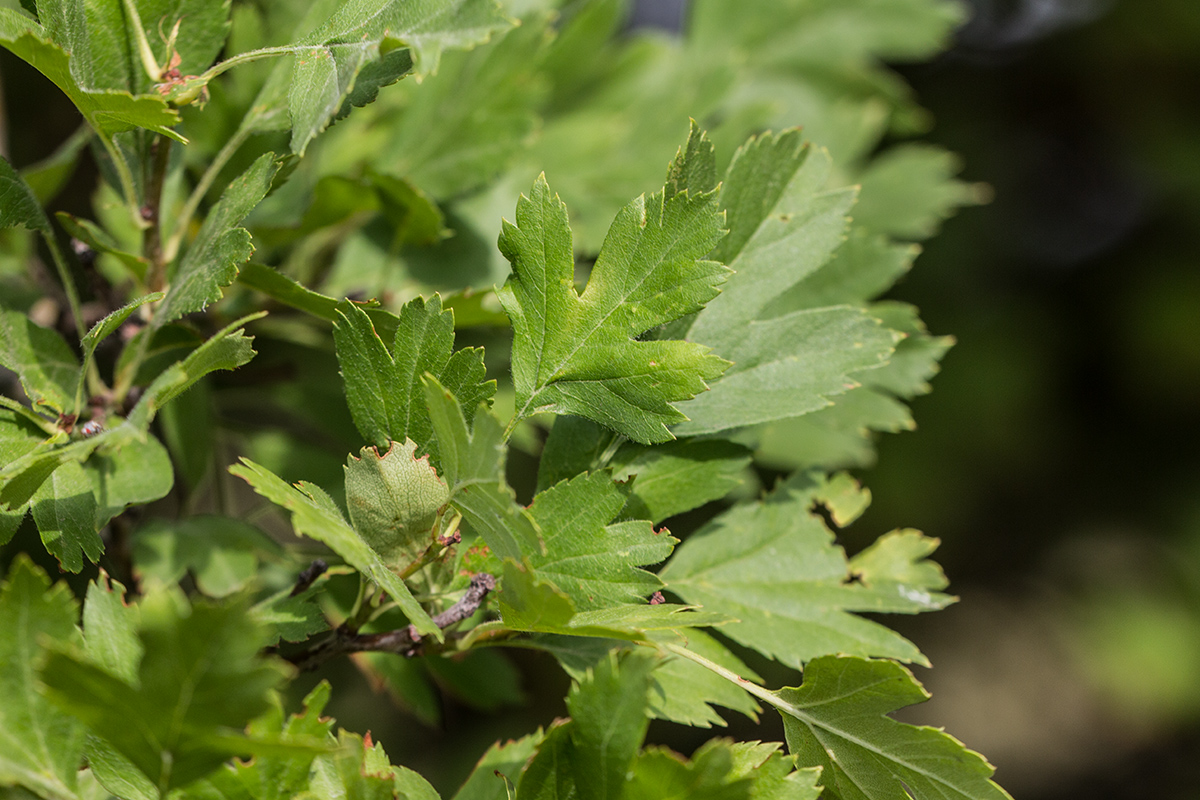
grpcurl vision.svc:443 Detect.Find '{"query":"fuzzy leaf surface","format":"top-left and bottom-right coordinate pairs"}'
top-left (497, 128), bottom-right (730, 443)
top-left (660, 474), bottom-right (953, 667)
top-left (0, 154), bottom-right (51, 234)
top-left (0, 308), bottom-right (80, 414)
top-left (776, 656), bottom-right (1011, 800)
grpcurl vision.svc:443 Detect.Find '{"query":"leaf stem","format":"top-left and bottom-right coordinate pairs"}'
top-left (0, 396), bottom-right (57, 434)
top-left (657, 641), bottom-right (782, 711)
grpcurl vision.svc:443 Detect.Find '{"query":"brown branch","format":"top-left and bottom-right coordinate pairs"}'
top-left (286, 573), bottom-right (496, 672)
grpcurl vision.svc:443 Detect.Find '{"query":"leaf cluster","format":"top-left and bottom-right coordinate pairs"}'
top-left (0, 1), bottom-right (1005, 800)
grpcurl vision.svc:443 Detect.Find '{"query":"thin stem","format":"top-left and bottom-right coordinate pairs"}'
top-left (0, 396), bottom-right (57, 434)
top-left (42, 233), bottom-right (84, 341)
top-left (195, 46), bottom-right (299, 84)
top-left (658, 641), bottom-right (782, 711)
top-left (120, 0), bottom-right (162, 81)
top-left (143, 136), bottom-right (173, 291)
top-left (162, 124), bottom-right (252, 264)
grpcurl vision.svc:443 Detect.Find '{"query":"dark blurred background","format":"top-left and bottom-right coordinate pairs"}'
top-left (854, 1), bottom-right (1200, 797)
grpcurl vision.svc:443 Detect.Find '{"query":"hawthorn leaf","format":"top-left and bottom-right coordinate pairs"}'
top-left (229, 458), bottom-right (441, 639)
top-left (452, 732), bottom-right (543, 800)
top-left (660, 473), bottom-right (953, 667)
top-left (334, 296), bottom-right (494, 458)
top-left (132, 515), bottom-right (282, 597)
top-left (0, 556), bottom-right (87, 800)
top-left (0, 10), bottom-right (182, 140)
top-left (179, 682), bottom-right (337, 800)
top-left (237, 262), bottom-right (402, 337)
top-left (81, 575), bottom-right (141, 682)
top-left (58, 212), bottom-right (150, 282)
top-left (0, 308), bottom-right (80, 414)
top-left (0, 410), bottom-right (44, 544)
top-left (776, 656), bottom-right (1012, 800)
top-left (308, 729), bottom-right (440, 800)
top-left (536, 415), bottom-right (616, 493)
top-left (847, 530), bottom-right (952, 613)
top-left (497, 126), bottom-right (730, 443)
top-left (282, 0), bottom-right (512, 154)
top-left (610, 439), bottom-right (752, 524)
top-left (31, 459), bottom-right (102, 572)
top-left (344, 439), bottom-right (450, 569)
top-left (422, 375), bottom-right (541, 561)
top-left (251, 586), bottom-right (330, 646)
top-left (566, 651), bottom-right (656, 800)
top-left (853, 144), bottom-right (980, 241)
top-left (0, 154), bottom-right (51, 234)
top-left (525, 470), bottom-right (675, 610)
top-left (647, 629), bottom-right (761, 729)
top-left (675, 131), bottom-right (897, 436)
top-left (499, 559), bottom-right (726, 640)
top-left (156, 154), bottom-right (280, 327)
top-left (515, 720), bottom-right (575, 800)
top-left (79, 291), bottom-right (164, 379)
top-left (90, 433), bottom-right (174, 528)
top-left (40, 589), bottom-right (293, 794)
top-left (625, 740), bottom-right (771, 800)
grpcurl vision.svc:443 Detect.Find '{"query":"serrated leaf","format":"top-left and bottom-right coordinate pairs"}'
top-left (567, 650), bottom-right (655, 800)
top-left (497, 126), bottom-right (730, 443)
top-left (0, 411), bottom-right (45, 544)
top-left (157, 154), bottom-right (280, 326)
top-left (272, 0), bottom-right (511, 155)
top-left (57, 212), bottom-right (150, 282)
top-left (515, 720), bottom-right (574, 800)
top-left (611, 439), bottom-right (752, 524)
top-left (422, 375), bottom-right (541, 561)
top-left (251, 586), bottom-right (330, 646)
top-left (237, 262), bottom-right (402, 337)
top-left (132, 515), bottom-right (281, 597)
top-left (660, 474), bottom-right (952, 667)
top-left (180, 682), bottom-right (337, 800)
top-left (40, 589), bottom-right (295, 793)
top-left (79, 292), bottom-right (163, 377)
top-left (345, 439), bottom-right (450, 569)
top-left (0, 154), bottom-right (52, 234)
top-left (229, 458), bottom-right (441, 639)
top-left (0, 11), bottom-right (182, 140)
top-left (452, 732), bottom-right (543, 800)
top-left (675, 131), bottom-right (897, 436)
top-left (0, 308), bottom-right (80, 414)
top-left (776, 656), bottom-right (1011, 800)
top-left (536, 415), bottom-right (616, 493)
top-left (625, 743), bottom-right (753, 800)
top-left (525, 470), bottom-right (674, 609)
top-left (308, 729), bottom-right (440, 800)
top-left (0, 556), bottom-right (87, 800)
top-left (81, 575), bottom-right (141, 683)
top-left (335, 296), bottom-right (494, 459)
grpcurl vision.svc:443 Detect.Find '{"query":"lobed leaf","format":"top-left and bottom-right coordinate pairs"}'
top-left (776, 656), bottom-right (1012, 800)
top-left (497, 124), bottom-right (730, 443)
top-left (660, 473), bottom-right (953, 667)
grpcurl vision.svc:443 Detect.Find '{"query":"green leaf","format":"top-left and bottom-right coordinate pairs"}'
top-left (251, 586), bottom-right (330, 646)
top-left (422, 376), bottom-right (541, 561)
top-left (81, 575), bottom-right (141, 683)
top-left (307, 729), bottom-right (441, 800)
top-left (626, 740), bottom-right (769, 800)
top-left (283, 0), bottom-right (512, 155)
top-left (536, 415), bottom-right (616, 493)
top-left (0, 410), bottom-right (45, 544)
top-left (0, 10), bottom-right (182, 140)
top-left (660, 473), bottom-right (953, 667)
top-left (79, 292), bottom-right (164, 381)
top-left (674, 131), bottom-right (897, 436)
top-left (647, 629), bottom-right (761, 729)
top-left (229, 458), bottom-right (441, 639)
top-left (0, 308), bottom-right (80, 414)
top-left (776, 656), bottom-right (1011, 800)
top-left (566, 650), bottom-right (655, 800)
top-left (497, 125), bottom-right (730, 443)
top-left (31, 459), bottom-right (102, 572)
top-left (0, 154), bottom-right (52, 234)
top-left (853, 144), bottom-right (981, 241)
top-left (0, 556), bottom-right (87, 800)
top-left (40, 589), bottom-right (294, 794)
top-left (57, 212), bottom-right (150, 282)
top-left (610, 439), bottom-right (752, 524)
top-left (157, 153), bottom-right (280, 327)
top-left (452, 732), bottom-right (543, 800)
top-left (525, 470), bottom-right (674, 610)
top-left (515, 720), bottom-right (574, 800)
top-left (344, 439), bottom-right (450, 569)
top-left (133, 515), bottom-right (282, 597)
top-left (180, 682), bottom-right (337, 800)
top-left (89, 430), bottom-right (174, 527)
top-left (237, 262), bottom-right (402, 337)
top-left (334, 296), bottom-right (494, 459)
